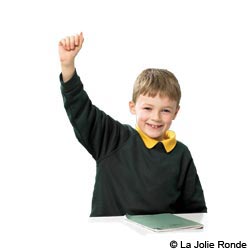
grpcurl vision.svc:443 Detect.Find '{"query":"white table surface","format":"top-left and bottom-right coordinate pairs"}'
top-left (88, 213), bottom-right (207, 234)
top-left (86, 212), bottom-right (247, 249)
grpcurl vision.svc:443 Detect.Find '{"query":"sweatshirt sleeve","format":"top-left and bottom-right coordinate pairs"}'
top-left (60, 71), bottom-right (131, 161)
top-left (176, 149), bottom-right (207, 213)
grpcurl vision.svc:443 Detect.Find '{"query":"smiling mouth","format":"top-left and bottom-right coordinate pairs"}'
top-left (146, 123), bottom-right (163, 129)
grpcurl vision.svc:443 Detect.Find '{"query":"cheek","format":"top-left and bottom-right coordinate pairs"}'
top-left (162, 115), bottom-right (174, 124)
top-left (136, 111), bottom-right (149, 122)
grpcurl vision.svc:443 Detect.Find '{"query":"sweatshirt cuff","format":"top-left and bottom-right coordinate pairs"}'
top-left (60, 70), bottom-right (82, 92)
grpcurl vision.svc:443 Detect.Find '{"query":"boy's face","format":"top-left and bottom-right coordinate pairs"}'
top-left (129, 94), bottom-right (179, 141)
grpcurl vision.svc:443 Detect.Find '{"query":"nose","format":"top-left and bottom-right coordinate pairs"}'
top-left (151, 111), bottom-right (161, 122)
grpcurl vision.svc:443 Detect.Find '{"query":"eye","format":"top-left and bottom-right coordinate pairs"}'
top-left (162, 109), bottom-right (170, 113)
top-left (143, 107), bottom-right (152, 111)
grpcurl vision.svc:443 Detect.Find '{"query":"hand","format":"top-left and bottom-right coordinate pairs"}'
top-left (58, 32), bottom-right (84, 67)
top-left (59, 32), bottom-right (84, 82)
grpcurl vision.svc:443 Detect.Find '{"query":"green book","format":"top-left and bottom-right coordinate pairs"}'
top-left (125, 213), bottom-right (203, 232)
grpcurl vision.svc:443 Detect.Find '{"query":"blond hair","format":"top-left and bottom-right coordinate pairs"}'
top-left (132, 68), bottom-right (181, 106)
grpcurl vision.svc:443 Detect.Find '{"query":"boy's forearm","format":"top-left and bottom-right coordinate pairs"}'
top-left (61, 63), bottom-right (75, 83)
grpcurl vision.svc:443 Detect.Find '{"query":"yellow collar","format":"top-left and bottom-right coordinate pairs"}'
top-left (136, 126), bottom-right (177, 153)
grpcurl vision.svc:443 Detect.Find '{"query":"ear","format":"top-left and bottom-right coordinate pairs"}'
top-left (129, 101), bottom-right (136, 115)
top-left (173, 105), bottom-right (180, 120)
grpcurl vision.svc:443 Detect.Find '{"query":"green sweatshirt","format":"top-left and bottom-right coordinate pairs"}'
top-left (60, 71), bottom-right (207, 217)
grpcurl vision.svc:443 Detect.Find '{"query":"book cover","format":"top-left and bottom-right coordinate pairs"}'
top-left (125, 213), bottom-right (203, 232)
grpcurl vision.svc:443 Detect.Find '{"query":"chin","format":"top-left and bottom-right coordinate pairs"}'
top-left (147, 132), bottom-right (163, 140)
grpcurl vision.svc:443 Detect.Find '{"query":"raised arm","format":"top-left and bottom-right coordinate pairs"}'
top-left (59, 33), bottom-right (132, 161)
top-left (58, 32), bottom-right (84, 82)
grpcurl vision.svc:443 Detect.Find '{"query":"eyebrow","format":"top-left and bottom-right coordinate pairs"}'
top-left (142, 103), bottom-right (154, 106)
top-left (162, 106), bottom-right (174, 110)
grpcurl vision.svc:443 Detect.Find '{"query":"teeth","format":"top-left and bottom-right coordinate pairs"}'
top-left (150, 124), bottom-right (161, 128)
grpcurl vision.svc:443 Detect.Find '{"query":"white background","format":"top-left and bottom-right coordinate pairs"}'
top-left (0, 0), bottom-right (249, 249)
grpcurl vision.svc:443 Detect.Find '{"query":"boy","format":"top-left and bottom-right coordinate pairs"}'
top-left (59, 33), bottom-right (207, 217)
